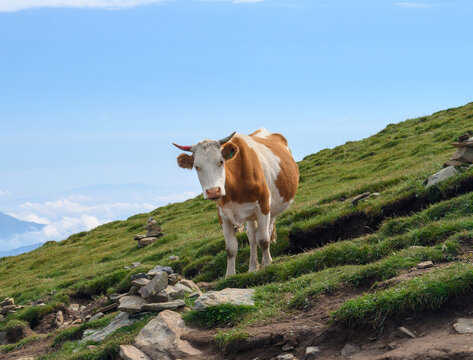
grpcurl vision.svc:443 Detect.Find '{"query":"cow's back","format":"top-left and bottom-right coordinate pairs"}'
top-left (248, 129), bottom-right (299, 208)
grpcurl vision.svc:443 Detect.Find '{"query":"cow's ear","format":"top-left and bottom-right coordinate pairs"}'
top-left (177, 154), bottom-right (194, 169)
top-left (221, 143), bottom-right (239, 160)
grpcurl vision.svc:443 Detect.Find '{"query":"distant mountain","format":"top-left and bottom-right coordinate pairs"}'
top-left (0, 211), bottom-right (46, 239)
top-left (0, 242), bottom-right (44, 258)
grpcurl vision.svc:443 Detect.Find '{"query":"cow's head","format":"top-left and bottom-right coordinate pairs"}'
top-left (173, 132), bottom-right (239, 200)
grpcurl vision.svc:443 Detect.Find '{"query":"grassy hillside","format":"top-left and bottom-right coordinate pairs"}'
top-left (1, 102), bottom-right (473, 358)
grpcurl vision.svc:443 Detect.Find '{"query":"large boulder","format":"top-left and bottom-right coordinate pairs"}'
top-left (193, 288), bottom-right (255, 311)
top-left (134, 310), bottom-right (202, 360)
top-left (82, 312), bottom-right (137, 343)
top-left (118, 295), bottom-right (147, 314)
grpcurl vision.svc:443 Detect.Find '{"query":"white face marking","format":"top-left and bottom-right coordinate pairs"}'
top-left (192, 140), bottom-right (226, 200)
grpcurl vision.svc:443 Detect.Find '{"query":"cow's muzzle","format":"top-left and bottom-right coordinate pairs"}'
top-left (206, 187), bottom-right (222, 200)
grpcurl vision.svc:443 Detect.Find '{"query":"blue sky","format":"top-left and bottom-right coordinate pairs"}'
top-left (0, 0), bottom-right (472, 250)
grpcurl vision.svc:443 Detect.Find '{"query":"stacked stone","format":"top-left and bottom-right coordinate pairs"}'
top-left (0, 297), bottom-right (20, 317)
top-left (113, 266), bottom-right (201, 314)
top-left (445, 133), bottom-right (473, 166)
top-left (133, 217), bottom-right (164, 247)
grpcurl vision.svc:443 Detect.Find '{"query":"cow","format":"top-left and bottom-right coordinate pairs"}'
top-left (173, 128), bottom-right (299, 277)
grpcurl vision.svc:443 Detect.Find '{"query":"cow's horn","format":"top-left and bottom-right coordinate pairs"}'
top-left (172, 143), bottom-right (193, 152)
top-left (219, 131), bottom-right (236, 145)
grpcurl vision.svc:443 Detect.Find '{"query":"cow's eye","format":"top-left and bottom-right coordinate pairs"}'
top-left (219, 160), bottom-right (224, 167)
top-left (195, 166), bottom-right (200, 171)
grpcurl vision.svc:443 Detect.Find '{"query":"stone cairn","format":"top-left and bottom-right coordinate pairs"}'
top-left (425, 133), bottom-right (473, 188)
top-left (112, 266), bottom-right (201, 314)
top-left (134, 217), bottom-right (164, 247)
top-left (0, 297), bottom-right (21, 319)
top-left (445, 133), bottom-right (473, 166)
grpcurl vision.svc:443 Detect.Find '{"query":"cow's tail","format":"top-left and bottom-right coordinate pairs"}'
top-left (271, 222), bottom-right (277, 243)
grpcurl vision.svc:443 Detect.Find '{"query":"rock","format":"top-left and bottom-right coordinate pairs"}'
top-left (146, 291), bottom-right (171, 303)
top-left (168, 284), bottom-right (192, 300)
top-left (87, 345), bottom-right (97, 350)
top-left (168, 255), bottom-right (179, 261)
top-left (89, 312), bottom-right (104, 322)
top-left (118, 295), bottom-right (147, 314)
top-left (193, 288), bottom-right (255, 311)
top-left (425, 166), bottom-right (460, 188)
top-left (131, 278), bottom-right (150, 288)
top-left (82, 312), bottom-right (137, 342)
top-left (189, 291), bottom-right (200, 299)
top-left (147, 265), bottom-right (174, 276)
top-left (388, 341), bottom-right (397, 350)
top-left (130, 273), bottom-right (148, 281)
top-left (305, 346), bottom-right (321, 359)
top-left (98, 303), bottom-right (118, 313)
top-left (70, 303), bottom-right (80, 311)
top-left (124, 266), bottom-right (132, 270)
top-left (139, 237), bottom-right (157, 246)
top-left (135, 310), bottom-right (202, 359)
top-left (178, 279), bottom-right (200, 292)
top-left (0, 314), bottom-right (4, 322)
top-left (0, 305), bottom-right (17, 314)
top-left (398, 326), bottom-right (416, 339)
top-left (71, 319), bottom-right (83, 325)
top-left (128, 286), bottom-right (139, 295)
top-left (282, 343), bottom-right (294, 351)
top-left (140, 271), bottom-right (168, 299)
top-left (276, 355), bottom-right (295, 360)
top-left (142, 299), bottom-right (186, 312)
top-left (132, 262), bottom-right (142, 268)
top-left (341, 343), bottom-right (359, 356)
top-left (0, 298), bottom-right (14, 307)
top-left (120, 345), bottom-right (151, 360)
top-left (55, 311), bottom-right (64, 326)
top-left (351, 192), bottom-right (371, 205)
top-left (134, 235), bottom-right (146, 241)
top-left (0, 331), bottom-right (7, 345)
top-left (168, 273), bottom-right (180, 286)
top-left (80, 305), bottom-right (87, 312)
top-left (109, 293), bottom-right (126, 303)
top-left (453, 318), bottom-right (473, 334)
top-left (416, 261), bottom-right (434, 269)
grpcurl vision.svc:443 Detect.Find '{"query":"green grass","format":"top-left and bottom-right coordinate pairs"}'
top-left (1, 103), bottom-right (473, 357)
top-left (183, 304), bottom-right (256, 328)
top-left (332, 262), bottom-right (473, 326)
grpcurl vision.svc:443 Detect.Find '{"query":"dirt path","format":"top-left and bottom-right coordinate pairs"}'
top-left (184, 290), bottom-right (473, 360)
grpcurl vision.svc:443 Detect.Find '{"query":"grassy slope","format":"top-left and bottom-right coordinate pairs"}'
top-left (1, 102), bottom-right (473, 357)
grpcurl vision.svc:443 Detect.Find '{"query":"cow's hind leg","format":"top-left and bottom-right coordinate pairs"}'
top-left (247, 221), bottom-right (259, 272)
top-left (222, 217), bottom-right (238, 277)
top-left (256, 211), bottom-right (272, 267)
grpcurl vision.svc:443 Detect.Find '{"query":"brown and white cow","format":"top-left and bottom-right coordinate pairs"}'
top-left (173, 128), bottom-right (299, 277)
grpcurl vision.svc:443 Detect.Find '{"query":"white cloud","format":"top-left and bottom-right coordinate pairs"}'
top-left (0, 190), bottom-right (10, 196)
top-left (2, 189), bottom-right (197, 250)
top-left (395, 2), bottom-right (430, 8)
top-left (0, 0), bottom-right (167, 12)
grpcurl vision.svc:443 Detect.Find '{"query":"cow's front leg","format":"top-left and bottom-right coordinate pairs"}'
top-left (247, 220), bottom-right (259, 272)
top-left (222, 217), bottom-right (238, 277)
top-left (256, 211), bottom-right (272, 267)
